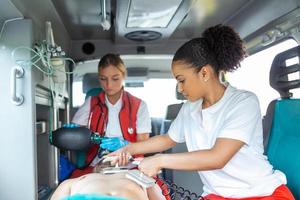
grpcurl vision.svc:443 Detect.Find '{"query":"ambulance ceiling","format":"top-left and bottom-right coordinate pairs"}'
top-left (4, 0), bottom-right (300, 60)
top-left (51, 0), bottom-right (251, 42)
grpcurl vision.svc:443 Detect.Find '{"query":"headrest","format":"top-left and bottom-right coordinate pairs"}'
top-left (270, 45), bottom-right (300, 98)
top-left (82, 73), bottom-right (100, 93)
top-left (176, 84), bottom-right (186, 100)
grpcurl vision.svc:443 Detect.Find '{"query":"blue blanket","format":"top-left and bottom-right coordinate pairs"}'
top-left (62, 194), bottom-right (127, 200)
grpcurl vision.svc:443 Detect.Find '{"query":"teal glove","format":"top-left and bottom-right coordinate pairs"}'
top-left (63, 123), bottom-right (80, 128)
top-left (63, 194), bottom-right (127, 200)
top-left (100, 137), bottom-right (129, 152)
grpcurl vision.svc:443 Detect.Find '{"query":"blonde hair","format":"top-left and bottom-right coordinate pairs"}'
top-left (98, 53), bottom-right (127, 77)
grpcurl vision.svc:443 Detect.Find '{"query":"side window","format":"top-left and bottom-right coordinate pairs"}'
top-left (72, 60), bottom-right (99, 107)
top-left (72, 81), bottom-right (86, 107)
top-left (125, 78), bottom-right (182, 117)
top-left (227, 39), bottom-right (298, 115)
top-left (73, 77), bottom-right (181, 118)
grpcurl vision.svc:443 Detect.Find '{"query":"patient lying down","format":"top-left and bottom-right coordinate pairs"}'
top-left (50, 163), bottom-right (165, 200)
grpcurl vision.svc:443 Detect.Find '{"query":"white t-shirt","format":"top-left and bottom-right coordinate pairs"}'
top-left (168, 85), bottom-right (286, 198)
top-left (72, 93), bottom-right (151, 138)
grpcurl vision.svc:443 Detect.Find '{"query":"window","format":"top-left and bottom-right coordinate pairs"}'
top-left (125, 78), bottom-right (182, 118)
top-left (227, 39), bottom-right (298, 115)
top-left (72, 39), bottom-right (299, 117)
top-left (72, 81), bottom-right (86, 107)
top-left (72, 78), bottom-right (181, 118)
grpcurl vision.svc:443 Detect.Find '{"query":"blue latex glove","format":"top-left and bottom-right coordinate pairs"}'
top-left (100, 137), bottom-right (129, 152)
top-left (63, 123), bottom-right (80, 128)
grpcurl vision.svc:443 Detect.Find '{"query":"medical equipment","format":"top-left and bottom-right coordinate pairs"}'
top-left (102, 167), bottom-right (130, 174)
top-left (126, 170), bottom-right (156, 188)
top-left (99, 156), bottom-right (136, 174)
top-left (50, 127), bottom-right (105, 151)
top-left (101, 155), bottom-right (140, 167)
top-left (100, 165), bottom-right (204, 199)
top-left (110, 155), bottom-right (203, 199)
top-left (97, 157), bottom-right (156, 188)
top-left (101, 156), bottom-right (118, 163)
top-left (96, 157), bottom-right (155, 190)
top-left (51, 127), bottom-right (204, 199)
top-left (45, 21), bottom-right (67, 75)
top-left (160, 178), bottom-right (205, 200)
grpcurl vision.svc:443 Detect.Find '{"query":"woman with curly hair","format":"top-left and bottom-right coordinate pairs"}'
top-left (110, 25), bottom-right (295, 199)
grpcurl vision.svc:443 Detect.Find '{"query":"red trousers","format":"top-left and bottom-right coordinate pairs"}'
top-left (204, 185), bottom-right (295, 200)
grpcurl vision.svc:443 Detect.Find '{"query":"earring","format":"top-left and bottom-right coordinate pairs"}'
top-left (202, 74), bottom-right (208, 82)
top-left (219, 70), bottom-right (228, 86)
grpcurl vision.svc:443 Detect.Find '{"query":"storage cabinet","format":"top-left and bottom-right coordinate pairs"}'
top-left (0, 19), bottom-right (70, 200)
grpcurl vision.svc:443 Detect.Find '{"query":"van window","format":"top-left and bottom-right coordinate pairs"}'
top-left (125, 78), bottom-right (182, 118)
top-left (227, 39), bottom-right (298, 115)
top-left (72, 81), bottom-right (86, 107)
top-left (73, 78), bottom-right (181, 118)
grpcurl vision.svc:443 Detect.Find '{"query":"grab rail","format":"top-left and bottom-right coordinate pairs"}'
top-left (10, 66), bottom-right (24, 105)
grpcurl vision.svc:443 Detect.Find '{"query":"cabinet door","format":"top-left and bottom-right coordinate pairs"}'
top-left (0, 19), bottom-right (37, 200)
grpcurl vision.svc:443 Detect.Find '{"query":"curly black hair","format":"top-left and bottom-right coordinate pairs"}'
top-left (173, 24), bottom-right (246, 73)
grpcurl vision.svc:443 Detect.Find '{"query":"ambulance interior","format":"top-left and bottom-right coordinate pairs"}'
top-left (1, 0), bottom-right (300, 199)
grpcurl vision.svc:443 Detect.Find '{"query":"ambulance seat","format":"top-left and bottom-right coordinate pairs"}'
top-left (166, 85), bottom-right (185, 120)
top-left (71, 73), bottom-right (102, 118)
top-left (160, 85), bottom-right (185, 134)
top-left (263, 45), bottom-right (300, 199)
top-left (150, 117), bottom-right (163, 137)
top-left (82, 73), bottom-right (103, 98)
top-left (73, 73), bottom-right (102, 168)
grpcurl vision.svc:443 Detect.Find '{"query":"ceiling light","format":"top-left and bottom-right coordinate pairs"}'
top-left (127, 0), bottom-right (182, 28)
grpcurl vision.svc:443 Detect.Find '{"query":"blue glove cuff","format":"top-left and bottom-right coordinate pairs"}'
top-left (100, 138), bottom-right (130, 151)
top-left (63, 123), bottom-right (80, 128)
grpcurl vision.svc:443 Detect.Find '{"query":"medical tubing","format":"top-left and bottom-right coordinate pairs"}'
top-left (11, 42), bottom-right (76, 77)
top-left (0, 17), bottom-right (24, 40)
top-left (12, 46), bottom-right (54, 75)
top-left (49, 95), bottom-right (54, 144)
top-left (156, 175), bottom-right (204, 200)
top-left (91, 133), bottom-right (103, 144)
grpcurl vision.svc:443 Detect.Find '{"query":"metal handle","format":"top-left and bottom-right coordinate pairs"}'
top-left (10, 66), bottom-right (24, 105)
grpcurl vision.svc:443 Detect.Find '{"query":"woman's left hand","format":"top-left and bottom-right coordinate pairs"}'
top-left (138, 154), bottom-right (163, 177)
